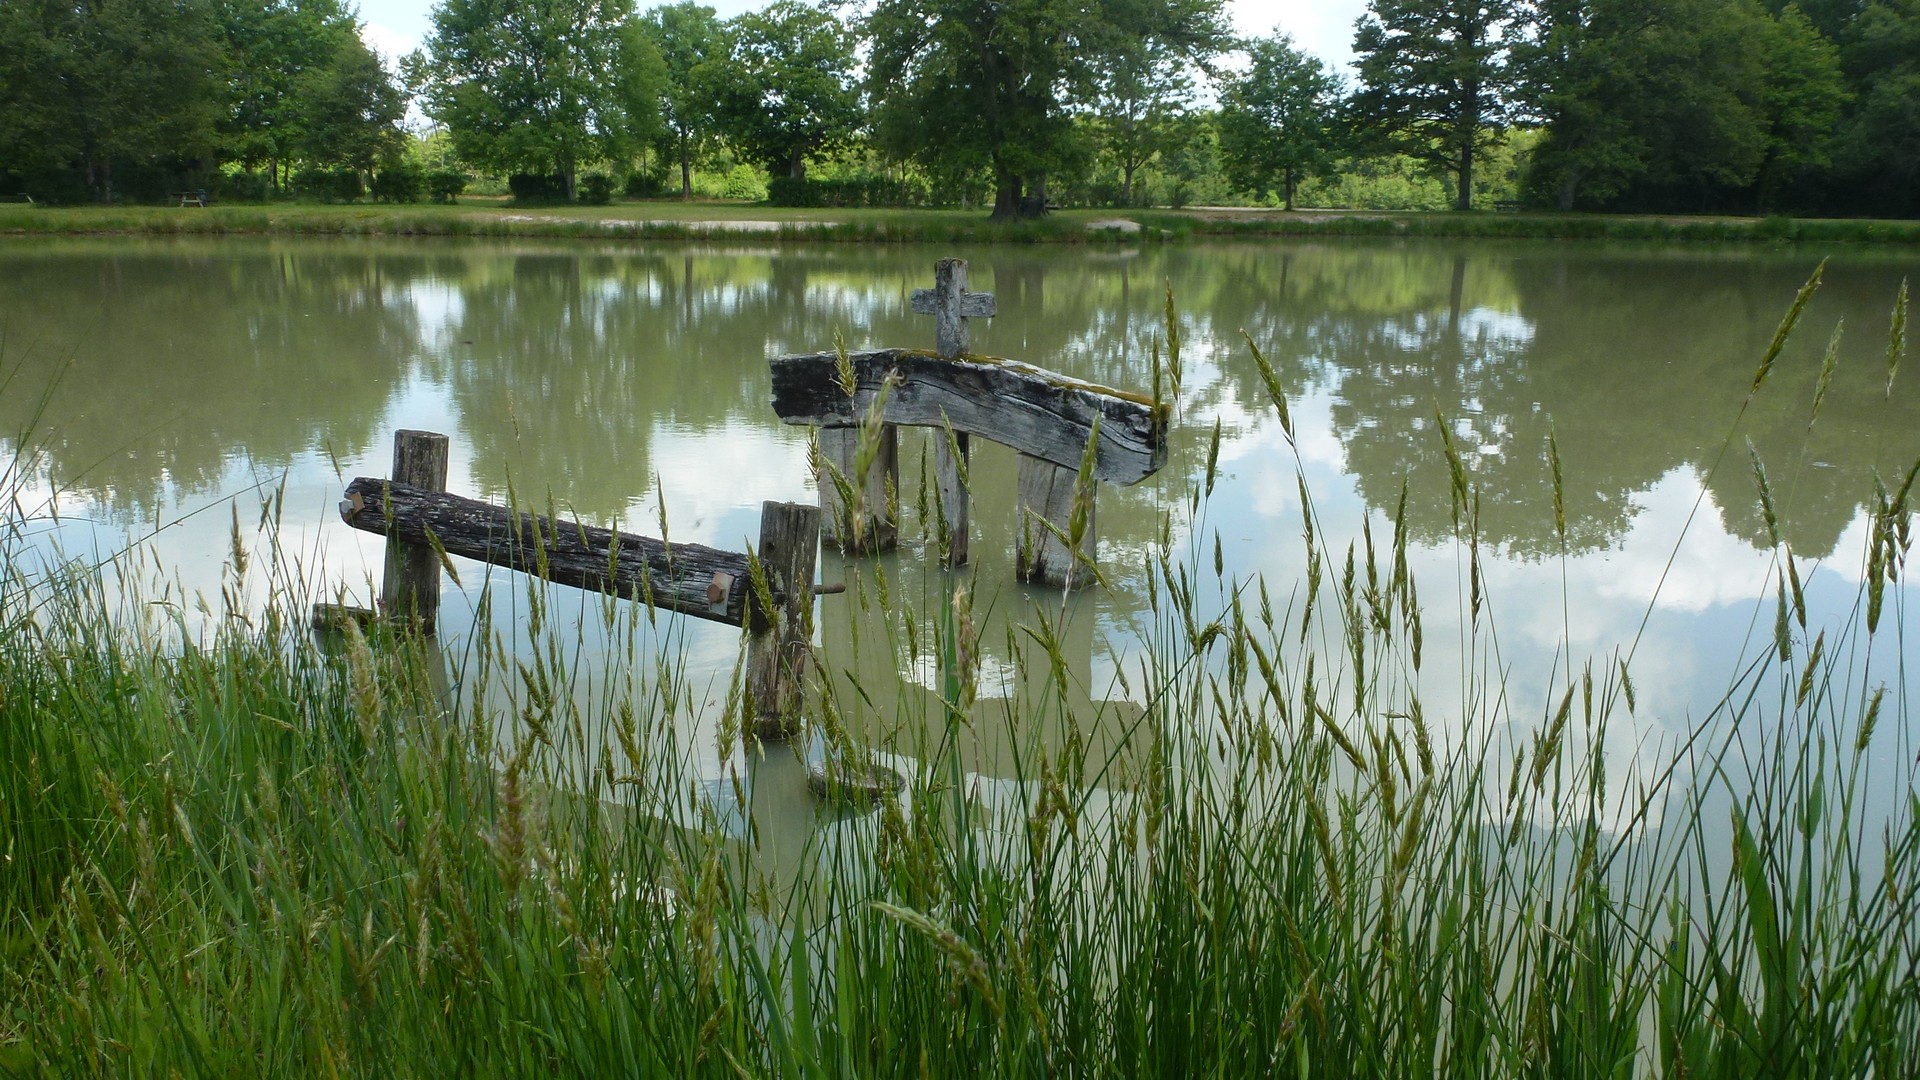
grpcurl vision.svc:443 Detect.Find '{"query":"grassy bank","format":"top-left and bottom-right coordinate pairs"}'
top-left (2, 288), bottom-right (1917, 1076)
top-left (5, 201), bottom-right (1920, 246)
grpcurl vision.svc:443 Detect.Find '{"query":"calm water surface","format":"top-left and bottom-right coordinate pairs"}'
top-left (3, 236), bottom-right (1916, 851)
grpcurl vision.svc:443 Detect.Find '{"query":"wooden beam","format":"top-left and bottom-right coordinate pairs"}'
top-left (747, 500), bottom-right (821, 739)
top-left (381, 430), bottom-right (449, 632)
top-left (769, 348), bottom-right (1167, 486)
top-left (340, 477), bottom-right (755, 627)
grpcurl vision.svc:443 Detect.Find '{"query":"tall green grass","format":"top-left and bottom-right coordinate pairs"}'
top-left (1, 278), bottom-right (1916, 1076)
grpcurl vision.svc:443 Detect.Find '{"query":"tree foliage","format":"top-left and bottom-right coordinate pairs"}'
top-left (0, 0), bottom-right (224, 201)
top-left (712, 1), bottom-right (861, 181)
top-left (1353, 0), bottom-right (1521, 211)
top-left (424, 0), bottom-right (658, 200)
top-left (866, 0), bottom-right (1229, 219)
top-left (1217, 33), bottom-right (1343, 209)
top-left (640, 2), bottom-right (730, 199)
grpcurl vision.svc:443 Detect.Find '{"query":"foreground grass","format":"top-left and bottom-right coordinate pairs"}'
top-left (5, 201), bottom-right (1920, 246)
top-left (2, 284), bottom-right (1918, 1076)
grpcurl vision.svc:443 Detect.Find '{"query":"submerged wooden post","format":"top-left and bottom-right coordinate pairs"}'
top-left (380, 429), bottom-right (450, 631)
top-left (817, 425), bottom-right (897, 554)
top-left (747, 500), bottom-right (821, 740)
top-left (934, 431), bottom-right (970, 565)
top-left (911, 258), bottom-right (995, 565)
top-left (1016, 452), bottom-right (1095, 590)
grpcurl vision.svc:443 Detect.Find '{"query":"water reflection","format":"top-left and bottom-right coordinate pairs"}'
top-left (2, 237), bottom-right (1915, 779)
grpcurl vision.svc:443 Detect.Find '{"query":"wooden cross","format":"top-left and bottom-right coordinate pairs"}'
top-left (910, 258), bottom-right (996, 358)
top-left (910, 258), bottom-right (994, 564)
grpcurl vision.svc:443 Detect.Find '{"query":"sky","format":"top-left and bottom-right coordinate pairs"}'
top-left (353, 0), bottom-right (1371, 76)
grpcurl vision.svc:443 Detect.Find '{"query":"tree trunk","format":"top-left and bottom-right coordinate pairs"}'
top-left (990, 164), bottom-right (1022, 221)
top-left (788, 146), bottom-right (806, 181)
top-left (1284, 166), bottom-right (1296, 211)
top-left (1555, 172), bottom-right (1579, 212)
top-left (1122, 163), bottom-right (1135, 207)
top-left (678, 129), bottom-right (692, 200)
top-left (1456, 139), bottom-right (1474, 211)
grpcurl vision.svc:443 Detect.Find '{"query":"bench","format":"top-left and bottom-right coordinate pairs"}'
top-left (1492, 199), bottom-right (1523, 213)
top-left (0, 193), bottom-right (33, 206)
top-left (169, 190), bottom-right (208, 207)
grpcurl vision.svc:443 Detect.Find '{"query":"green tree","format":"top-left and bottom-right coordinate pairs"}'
top-left (1086, 37), bottom-right (1198, 206)
top-left (865, 0), bottom-right (1229, 220)
top-left (1516, 0), bottom-right (1833, 211)
top-left (1752, 5), bottom-right (1848, 209)
top-left (1352, 0), bottom-right (1520, 211)
top-left (0, 0), bottom-right (223, 202)
top-left (1834, 0), bottom-right (1920, 214)
top-left (640, 2), bottom-right (729, 199)
top-left (424, 0), bottom-right (646, 200)
top-left (294, 31), bottom-right (407, 177)
top-left (1217, 33), bottom-right (1343, 209)
top-left (215, 0), bottom-right (396, 189)
top-left (712, 1), bottom-right (860, 181)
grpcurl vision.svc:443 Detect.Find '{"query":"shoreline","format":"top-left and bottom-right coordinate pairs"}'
top-left (4, 202), bottom-right (1920, 245)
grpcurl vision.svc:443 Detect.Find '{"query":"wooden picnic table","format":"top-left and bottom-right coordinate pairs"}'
top-left (170, 191), bottom-right (207, 207)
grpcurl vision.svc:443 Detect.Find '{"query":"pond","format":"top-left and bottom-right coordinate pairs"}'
top-left (2, 236), bottom-right (1916, 861)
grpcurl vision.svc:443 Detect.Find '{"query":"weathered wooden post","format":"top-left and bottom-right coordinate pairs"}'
top-left (747, 500), bottom-right (822, 739)
top-left (910, 257), bottom-right (995, 565)
top-left (380, 429), bottom-right (449, 632)
top-left (816, 425), bottom-right (897, 554)
top-left (1015, 454), bottom-right (1095, 590)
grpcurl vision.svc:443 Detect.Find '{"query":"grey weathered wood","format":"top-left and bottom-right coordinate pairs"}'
top-left (1016, 453), bottom-right (1096, 589)
top-left (310, 603), bottom-right (379, 632)
top-left (909, 257), bottom-right (995, 357)
top-left (747, 500), bottom-right (821, 739)
top-left (934, 429), bottom-right (969, 566)
top-left (341, 477), bottom-right (755, 627)
top-left (381, 430), bottom-right (450, 632)
top-left (815, 424), bottom-right (898, 553)
top-left (770, 349), bottom-right (1167, 485)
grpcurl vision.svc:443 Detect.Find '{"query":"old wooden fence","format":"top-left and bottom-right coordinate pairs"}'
top-left (769, 257), bottom-right (1169, 588)
top-left (330, 429), bottom-right (821, 737)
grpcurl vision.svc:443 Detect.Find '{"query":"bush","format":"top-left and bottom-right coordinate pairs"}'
top-left (294, 167), bottom-right (363, 203)
top-left (217, 170), bottom-right (274, 204)
top-left (719, 164), bottom-right (767, 201)
top-left (507, 173), bottom-right (567, 203)
top-left (578, 172), bottom-right (613, 206)
top-left (427, 169), bottom-right (467, 204)
top-left (370, 162), bottom-right (426, 203)
top-left (624, 167), bottom-right (669, 198)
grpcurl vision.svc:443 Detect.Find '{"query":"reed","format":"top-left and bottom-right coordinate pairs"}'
top-left (0, 281), bottom-right (1915, 1076)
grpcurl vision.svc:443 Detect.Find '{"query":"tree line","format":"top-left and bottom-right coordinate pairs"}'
top-left (1, 0), bottom-right (1915, 217)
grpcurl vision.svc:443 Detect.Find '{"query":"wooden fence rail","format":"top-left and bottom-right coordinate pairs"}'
top-left (332, 430), bottom-right (822, 736)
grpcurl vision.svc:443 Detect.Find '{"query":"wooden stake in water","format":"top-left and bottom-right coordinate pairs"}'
top-left (381, 429), bottom-right (449, 632)
top-left (818, 424), bottom-right (898, 554)
top-left (911, 258), bottom-right (995, 566)
top-left (1015, 452), bottom-right (1095, 589)
top-left (748, 500), bottom-right (822, 739)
